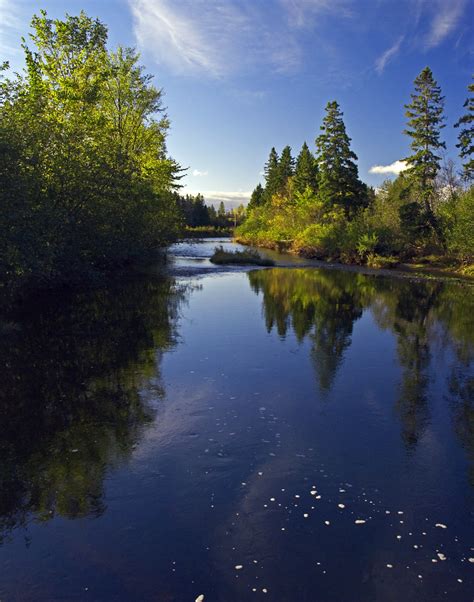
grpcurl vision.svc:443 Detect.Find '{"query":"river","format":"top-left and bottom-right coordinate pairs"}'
top-left (1, 239), bottom-right (473, 601)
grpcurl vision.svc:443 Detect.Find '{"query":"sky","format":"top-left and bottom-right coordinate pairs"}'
top-left (1, 0), bottom-right (473, 207)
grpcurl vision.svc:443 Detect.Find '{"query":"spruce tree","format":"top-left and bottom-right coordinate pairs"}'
top-left (278, 145), bottom-right (295, 188)
top-left (454, 76), bottom-right (473, 182)
top-left (315, 101), bottom-right (366, 215)
top-left (403, 67), bottom-right (446, 222)
top-left (263, 147), bottom-right (280, 202)
top-left (294, 142), bottom-right (318, 194)
top-left (247, 183), bottom-right (264, 211)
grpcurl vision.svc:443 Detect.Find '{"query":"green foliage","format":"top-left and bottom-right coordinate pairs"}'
top-left (294, 142), bottom-right (318, 194)
top-left (210, 246), bottom-right (274, 266)
top-left (0, 11), bottom-right (182, 289)
top-left (278, 145), bottom-right (295, 186)
top-left (445, 187), bottom-right (474, 259)
top-left (237, 77), bottom-right (473, 267)
top-left (356, 232), bottom-right (378, 260)
top-left (248, 183), bottom-right (265, 211)
top-left (403, 67), bottom-right (446, 238)
top-left (315, 101), bottom-right (368, 216)
top-left (263, 147), bottom-right (281, 203)
top-left (454, 76), bottom-right (474, 182)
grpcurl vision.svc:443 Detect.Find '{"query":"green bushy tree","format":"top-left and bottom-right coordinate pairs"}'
top-left (315, 101), bottom-right (367, 216)
top-left (403, 67), bottom-right (446, 240)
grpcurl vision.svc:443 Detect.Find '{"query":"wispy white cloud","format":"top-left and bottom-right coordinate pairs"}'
top-left (375, 35), bottom-right (404, 74)
top-left (369, 160), bottom-right (407, 175)
top-left (425, 0), bottom-right (467, 49)
top-left (192, 169), bottom-right (208, 177)
top-left (128, 0), bottom-right (354, 78)
top-left (280, 0), bottom-right (353, 28)
top-left (0, 0), bottom-right (23, 65)
top-left (128, 0), bottom-right (224, 76)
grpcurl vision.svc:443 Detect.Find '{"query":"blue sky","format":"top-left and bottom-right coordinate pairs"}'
top-left (2, 0), bottom-right (473, 207)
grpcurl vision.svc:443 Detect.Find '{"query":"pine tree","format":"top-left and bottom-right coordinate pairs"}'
top-left (247, 183), bottom-right (264, 211)
top-left (403, 67), bottom-right (446, 222)
top-left (315, 101), bottom-right (367, 215)
top-left (278, 145), bottom-right (295, 188)
top-left (294, 142), bottom-right (318, 194)
top-left (263, 147), bottom-right (280, 202)
top-left (454, 76), bottom-right (473, 182)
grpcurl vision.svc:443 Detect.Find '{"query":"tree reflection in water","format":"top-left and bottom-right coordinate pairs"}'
top-left (248, 267), bottom-right (474, 457)
top-left (0, 277), bottom-right (183, 542)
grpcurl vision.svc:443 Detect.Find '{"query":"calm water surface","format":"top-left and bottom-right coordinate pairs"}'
top-left (1, 240), bottom-right (473, 601)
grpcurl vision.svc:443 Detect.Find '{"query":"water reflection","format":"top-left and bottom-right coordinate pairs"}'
top-left (248, 268), bottom-right (474, 453)
top-left (249, 269), bottom-right (364, 391)
top-left (0, 277), bottom-right (182, 543)
top-left (1, 264), bottom-right (473, 600)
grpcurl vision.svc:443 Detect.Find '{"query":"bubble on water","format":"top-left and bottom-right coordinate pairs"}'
top-left (355, 520), bottom-right (366, 525)
top-left (195, 595), bottom-right (204, 602)
top-left (338, 504), bottom-right (345, 509)
top-left (437, 553), bottom-right (446, 561)
top-left (386, 564), bottom-right (393, 569)
top-left (435, 523), bottom-right (447, 529)
top-left (235, 565), bottom-right (243, 570)
top-left (324, 520), bottom-right (330, 526)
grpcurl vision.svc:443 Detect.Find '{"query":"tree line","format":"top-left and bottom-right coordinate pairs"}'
top-left (0, 11), bottom-right (184, 290)
top-left (239, 67), bottom-right (473, 270)
top-left (176, 193), bottom-right (246, 231)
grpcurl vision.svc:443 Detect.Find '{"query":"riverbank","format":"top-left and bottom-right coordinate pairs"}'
top-left (234, 236), bottom-right (474, 283)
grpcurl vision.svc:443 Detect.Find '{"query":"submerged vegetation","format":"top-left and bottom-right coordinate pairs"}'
top-left (0, 11), bottom-right (183, 291)
top-left (237, 69), bottom-right (474, 273)
top-left (210, 246), bottom-right (274, 266)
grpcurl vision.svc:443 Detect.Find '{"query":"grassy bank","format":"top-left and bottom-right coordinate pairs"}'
top-left (235, 234), bottom-right (474, 280)
top-left (210, 246), bottom-right (275, 266)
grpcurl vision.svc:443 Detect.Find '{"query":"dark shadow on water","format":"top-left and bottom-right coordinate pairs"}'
top-left (0, 276), bottom-right (183, 543)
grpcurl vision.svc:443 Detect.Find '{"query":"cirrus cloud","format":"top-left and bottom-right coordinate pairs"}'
top-left (127, 0), bottom-right (354, 78)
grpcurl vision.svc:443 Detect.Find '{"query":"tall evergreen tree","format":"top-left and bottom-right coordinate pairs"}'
top-left (294, 142), bottom-right (318, 194)
top-left (278, 145), bottom-right (295, 188)
top-left (403, 67), bottom-right (446, 224)
top-left (454, 75), bottom-right (473, 182)
top-left (247, 183), bottom-right (264, 211)
top-left (315, 101), bottom-right (367, 215)
top-left (263, 147), bottom-right (280, 202)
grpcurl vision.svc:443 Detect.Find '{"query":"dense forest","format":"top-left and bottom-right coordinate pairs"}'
top-left (176, 193), bottom-right (246, 234)
top-left (237, 68), bottom-right (473, 273)
top-left (0, 11), bottom-right (185, 290)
